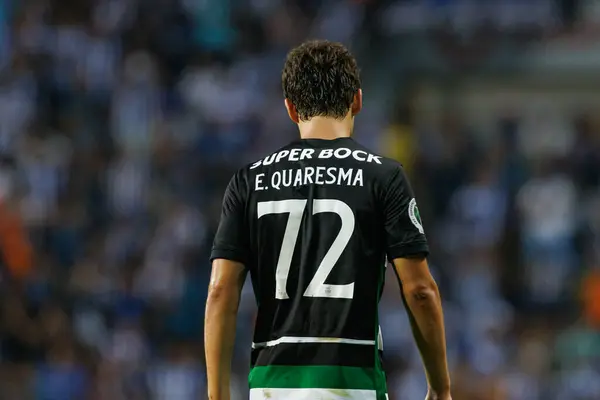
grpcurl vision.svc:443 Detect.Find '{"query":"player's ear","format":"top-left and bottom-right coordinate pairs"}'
top-left (284, 98), bottom-right (300, 124)
top-left (351, 89), bottom-right (362, 116)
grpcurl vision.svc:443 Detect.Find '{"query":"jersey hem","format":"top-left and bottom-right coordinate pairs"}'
top-left (210, 247), bottom-right (247, 264)
top-left (386, 240), bottom-right (429, 260)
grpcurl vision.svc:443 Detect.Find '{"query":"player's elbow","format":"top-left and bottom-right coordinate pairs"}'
top-left (403, 278), bottom-right (439, 303)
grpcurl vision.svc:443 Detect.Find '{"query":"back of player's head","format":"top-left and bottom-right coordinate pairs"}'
top-left (282, 40), bottom-right (361, 121)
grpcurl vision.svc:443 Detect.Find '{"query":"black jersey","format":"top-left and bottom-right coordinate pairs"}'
top-left (210, 137), bottom-right (428, 400)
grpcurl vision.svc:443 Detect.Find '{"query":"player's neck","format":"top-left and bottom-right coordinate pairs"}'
top-left (298, 116), bottom-right (353, 140)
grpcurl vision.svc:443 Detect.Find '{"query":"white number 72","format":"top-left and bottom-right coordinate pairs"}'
top-left (257, 199), bottom-right (355, 300)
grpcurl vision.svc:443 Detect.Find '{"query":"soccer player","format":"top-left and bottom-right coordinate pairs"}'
top-left (205, 40), bottom-right (451, 400)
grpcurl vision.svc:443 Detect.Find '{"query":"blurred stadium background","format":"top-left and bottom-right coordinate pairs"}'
top-left (0, 0), bottom-right (598, 399)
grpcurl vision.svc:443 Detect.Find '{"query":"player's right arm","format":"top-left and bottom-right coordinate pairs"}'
top-left (206, 172), bottom-right (250, 400)
top-left (381, 166), bottom-right (451, 400)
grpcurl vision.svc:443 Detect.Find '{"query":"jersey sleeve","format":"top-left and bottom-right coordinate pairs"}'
top-left (382, 166), bottom-right (429, 260)
top-left (210, 172), bottom-right (250, 265)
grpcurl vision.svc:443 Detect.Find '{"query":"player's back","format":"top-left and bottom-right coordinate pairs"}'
top-left (232, 137), bottom-right (417, 400)
top-left (207, 40), bottom-right (443, 400)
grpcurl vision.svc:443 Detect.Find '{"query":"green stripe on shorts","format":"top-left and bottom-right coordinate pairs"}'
top-left (249, 365), bottom-right (378, 390)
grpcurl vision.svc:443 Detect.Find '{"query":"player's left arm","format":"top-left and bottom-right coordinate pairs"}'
top-left (205, 258), bottom-right (247, 400)
top-left (381, 165), bottom-right (451, 399)
top-left (205, 172), bottom-right (250, 400)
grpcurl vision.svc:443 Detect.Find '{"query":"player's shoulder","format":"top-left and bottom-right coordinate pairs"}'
top-left (226, 142), bottom-right (297, 192)
top-left (235, 142), bottom-right (296, 177)
top-left (349, 140), bottom-right (407, 181)
top-left (350, 140), bottom-right (403, 167)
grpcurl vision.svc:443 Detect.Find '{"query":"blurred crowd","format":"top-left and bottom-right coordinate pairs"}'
top-left (0, 0), bottom-right (598, 399)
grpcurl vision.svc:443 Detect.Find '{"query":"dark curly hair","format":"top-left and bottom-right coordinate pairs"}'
top-left (282, 40), bottom-right (361, 121)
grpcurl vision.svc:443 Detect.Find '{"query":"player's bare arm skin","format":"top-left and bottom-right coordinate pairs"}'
top-left (205, 259), bottom-right (247, 400)
top-left (393, 256), bottom-right (452, 400)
